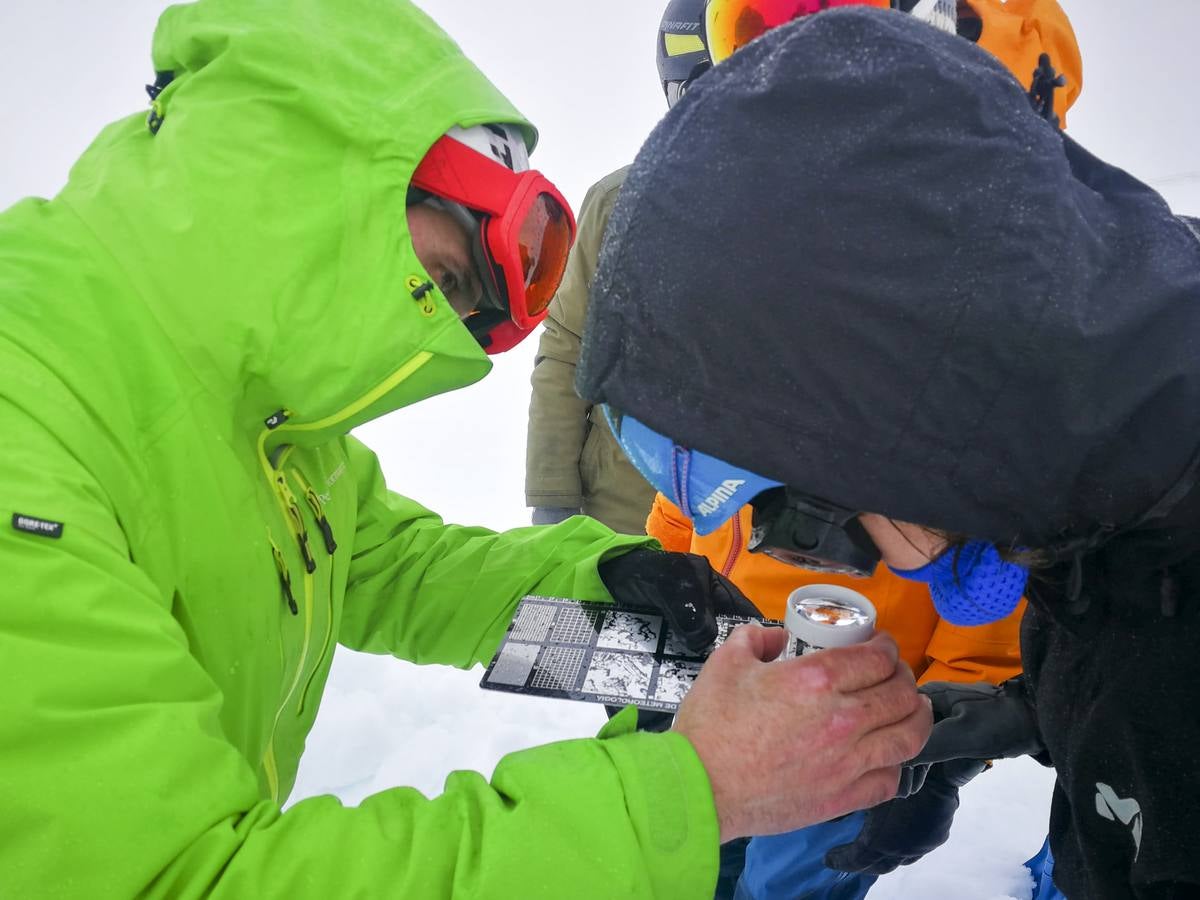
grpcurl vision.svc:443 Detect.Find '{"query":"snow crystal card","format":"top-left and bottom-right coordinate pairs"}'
top-left (480, 595), bottom-right (777, 713)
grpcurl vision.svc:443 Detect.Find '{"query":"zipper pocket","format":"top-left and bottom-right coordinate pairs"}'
top-left (291, 470), bottom-right (337, 715)
top-left (297, 558), bottom-right (336, 715)
top-left (269, 535), bottom-right (299, 616)
top-left (274, 472), bottom-right (317, 574)
top-left (292, 469), bottom-right (337, 555)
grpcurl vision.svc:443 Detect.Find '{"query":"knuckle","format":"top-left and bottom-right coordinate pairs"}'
top-left (867, 767), bottom-right (902, 807)
top-left (826, 706), bottom-right (864, 742)
top-left (845, 641), bottom-right (887, 674)
top-left (865, 727), bottom-right (919, 771)
top-left (791, 655), bottom-right (835, 693)
top-left (883, 673), bottom-right (923, 714)
top-left (900, 720), bottom-right (930, 761)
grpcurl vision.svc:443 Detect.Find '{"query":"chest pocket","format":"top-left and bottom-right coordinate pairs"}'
top-left (276, 444), bottom-right (356, 716)
top-left (259, 442), bottom-right (357, 802)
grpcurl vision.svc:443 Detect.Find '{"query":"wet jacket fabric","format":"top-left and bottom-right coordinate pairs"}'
top-left (576, 9), bottom-right (1200, 896)
top-left (526, 167), bottom-right (657, 533)
top-left (647, 497), bottom-right (1024, 685)
top-left (0, 2), bottom-right (720, 896)
top-left (522, 0), bottom-right (1080, 536)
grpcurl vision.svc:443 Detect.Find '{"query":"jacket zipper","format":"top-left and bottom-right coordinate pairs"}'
top-left (257, 426), bottom-right (316, 803)
top-left (722, 512), bottom-right (743, 578)
top-left (293, 468), bottom-right (337, 714)
top-left (255, 349), bottom-right (435, 803)
top-left (269, 535), bottom-right (299, 616)
top-left (275, 472), bottom-right (317, 574)
top-left (296, 470), bottom-right (338, 555)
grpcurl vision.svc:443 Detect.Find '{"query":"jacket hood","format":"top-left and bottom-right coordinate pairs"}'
top-left (576, 8), bottom-right (1200, 549)
top-left (55, 0), bottom-right (534, 446)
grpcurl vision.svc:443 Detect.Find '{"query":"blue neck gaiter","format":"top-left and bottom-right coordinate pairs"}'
top-left (888, 541), bottom-right (1028, 626)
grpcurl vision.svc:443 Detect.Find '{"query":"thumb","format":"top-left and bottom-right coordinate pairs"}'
top-left (718, 622), bottom-right (788, 664)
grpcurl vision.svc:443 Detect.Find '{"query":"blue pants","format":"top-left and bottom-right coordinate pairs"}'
top-left (734, 814), bottom-right (875, 900)
top-left (1026, 837), bottom-right (1063, 900)
top-left (733, 817), bottom-right (1063, 900)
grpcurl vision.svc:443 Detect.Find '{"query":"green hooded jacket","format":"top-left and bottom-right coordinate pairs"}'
top-left (0, 1), bottom-right (718, 895)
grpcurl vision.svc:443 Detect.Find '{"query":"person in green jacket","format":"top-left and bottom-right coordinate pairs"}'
top-left (0, 1), bottom-right (930, 896)
top-left (525, 0), bottom-right (713, 534)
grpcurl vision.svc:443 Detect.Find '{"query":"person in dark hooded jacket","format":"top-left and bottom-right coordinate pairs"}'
top-left (577, 7), bottom-right (1200, 898)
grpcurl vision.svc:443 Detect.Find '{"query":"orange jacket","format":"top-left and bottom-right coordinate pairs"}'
top-left (647, 496), bottom-right (1026, 686)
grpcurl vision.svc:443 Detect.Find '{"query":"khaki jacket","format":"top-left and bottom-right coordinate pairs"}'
top-left (525, 167), bottom-right (657, 533)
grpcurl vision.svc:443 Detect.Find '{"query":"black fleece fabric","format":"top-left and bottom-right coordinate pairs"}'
top-left (577, 8), bottom-right (1200, 897)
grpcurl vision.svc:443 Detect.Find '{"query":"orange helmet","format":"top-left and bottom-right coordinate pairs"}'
top-left (704, 0), bottom-right (1082, 126)
top-left (959, 0), bottom-right (1082, 126)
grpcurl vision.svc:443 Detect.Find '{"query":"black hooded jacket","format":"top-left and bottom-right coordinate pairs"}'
top-left (577, 9), bottom-right (1200, 897)
top-left (577, 8), bottom-right (1200, 553)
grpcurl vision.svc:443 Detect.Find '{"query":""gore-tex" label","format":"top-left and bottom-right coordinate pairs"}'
top-left (12, 513), bottom-right (64, 539)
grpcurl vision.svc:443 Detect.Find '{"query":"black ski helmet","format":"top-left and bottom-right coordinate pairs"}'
top-left (657, 0), bottom-right (712, 106)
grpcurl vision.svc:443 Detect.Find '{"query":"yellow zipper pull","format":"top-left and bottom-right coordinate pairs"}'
top-left (269, 537), bottom-right (299, 616)
top-left (293, 470), bottom-right (338, 555)
top-left (275, 473), bottom-right (316, 573)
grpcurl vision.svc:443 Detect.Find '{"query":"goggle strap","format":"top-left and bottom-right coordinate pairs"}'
top-left (471, 217), bottom-right (510, 315)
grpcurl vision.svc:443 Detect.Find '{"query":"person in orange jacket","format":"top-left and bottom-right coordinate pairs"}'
top-left (644, 1), bottom-right (1083, 898)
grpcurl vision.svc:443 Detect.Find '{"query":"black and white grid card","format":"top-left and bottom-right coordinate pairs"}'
top-left (480, 595), bottom-right (789, 713)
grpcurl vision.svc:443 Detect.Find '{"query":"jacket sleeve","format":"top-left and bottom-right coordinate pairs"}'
top-left (0, 407), bottom-right (718, 899)
top-left (919, 599), bottom-right (1027, 685)
top-left (645, 492), bottom-right (697, 554)
top-left (340, 436), bottom-right (650, 667)
top-left (525, 167), bottom-right (629, 510)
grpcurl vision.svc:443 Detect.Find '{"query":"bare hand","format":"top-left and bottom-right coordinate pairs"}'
top-left (673, 625), bottom-right (932, 842)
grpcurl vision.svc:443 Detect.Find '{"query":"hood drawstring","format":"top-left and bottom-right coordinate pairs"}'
top-left (1027, 53), bottom-right (1065, 128)
top-left (1044, 523), bottom-right (1116, 617)
top-left (1050, 444), bottom-right (1200, 617)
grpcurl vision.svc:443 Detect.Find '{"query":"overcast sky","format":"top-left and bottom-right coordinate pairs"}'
top-left (2, 0), bottom-right (1198, 528)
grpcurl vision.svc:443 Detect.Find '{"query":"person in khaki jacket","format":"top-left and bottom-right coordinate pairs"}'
top-left (526, 0), bottom-right (711, 533)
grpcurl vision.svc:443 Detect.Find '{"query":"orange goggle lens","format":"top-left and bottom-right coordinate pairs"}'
top-left (516, 192), bottom-right (573, 319)
top-left (705, 0), bottom-right (891, 63)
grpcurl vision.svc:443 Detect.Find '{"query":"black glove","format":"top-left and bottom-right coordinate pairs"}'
top-left (596, 549), bottom-right (761, 652)
top-left (824, 756), bottom-right (989, 875)
top-left (914, 676), bottom-right (1045, 767)
top-left (824, 677), bottom-right (1044, 875)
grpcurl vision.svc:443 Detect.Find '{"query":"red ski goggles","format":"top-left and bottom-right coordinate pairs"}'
top-left (705, 0), bottom-right (891, 62)
top-left (410, 134), bottom-right (576, 354)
